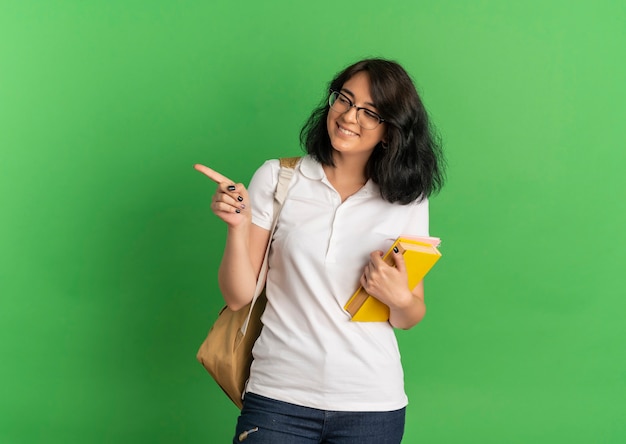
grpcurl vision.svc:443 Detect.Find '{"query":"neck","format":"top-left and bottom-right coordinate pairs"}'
top-left (322, 152), bottom-right (370, 202)
top-left (325, 152), bottom-right (369, 184)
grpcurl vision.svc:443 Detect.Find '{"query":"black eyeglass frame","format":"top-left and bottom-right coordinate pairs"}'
top-left (328, 90), bottom-right (386, 129)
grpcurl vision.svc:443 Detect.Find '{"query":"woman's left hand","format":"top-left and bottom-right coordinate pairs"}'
top-left (360, 249), bottom-right (426, 329)
top-left (360, 250), bottom-right (413, 310)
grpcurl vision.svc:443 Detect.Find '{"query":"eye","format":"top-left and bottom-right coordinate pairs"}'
top-left (338, 95), bottom-right (351, 105)
top-left (362, 109), bottom-right (380, 122)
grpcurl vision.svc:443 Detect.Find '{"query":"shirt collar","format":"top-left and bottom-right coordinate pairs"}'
top-left (299, 155), bottom-right (379, 198)
top-left (299, 155), bottom-right (325, 180)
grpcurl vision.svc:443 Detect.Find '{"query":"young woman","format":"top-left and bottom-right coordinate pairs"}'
top-left (195, 58), bottom-right (445, 443)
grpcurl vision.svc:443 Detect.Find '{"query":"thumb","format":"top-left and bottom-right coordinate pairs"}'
top-left (391, 246), bottom-right (406, 273)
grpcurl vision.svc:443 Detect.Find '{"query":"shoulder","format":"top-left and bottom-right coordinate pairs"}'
top-left (401, 196), bottom-right (429, 235)
top-left (249, 155), bottom-right (315, 192)
top-left (253, 158), bottom-right (281, 178)
top-left (249, 159), bottom-right (281, 191)
top-left (404, 196), bottom-right (429, 219)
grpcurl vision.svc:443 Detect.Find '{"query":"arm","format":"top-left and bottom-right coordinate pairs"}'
top-left (194, 164), bottom-right (271, 311)
top-left (218, 222), bottom-right (270, 311)
top-left (388, 280), bottom-right (426, 330)
top-left (360, 250), bottom-right (426, 330)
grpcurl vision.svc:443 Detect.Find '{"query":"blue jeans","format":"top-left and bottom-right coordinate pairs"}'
top-left (233, 392), bottom-right (405, 443)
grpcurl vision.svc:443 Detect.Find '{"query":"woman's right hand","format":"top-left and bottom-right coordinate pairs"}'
top-left (194, 164), bottom-right (250, 228)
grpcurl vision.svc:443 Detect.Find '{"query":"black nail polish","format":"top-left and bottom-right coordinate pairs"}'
top-left (237, 196), bottom-right (243, 202)
top-left (235, 209), bottom-right (241, 213)
top-left (227, 185), bottom-right (236, 191)
top-left (393, 246), bottom-right (399, 253)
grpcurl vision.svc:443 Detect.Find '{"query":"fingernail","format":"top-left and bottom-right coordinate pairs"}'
top-left (235, 209), bottom-right (241, 213)
top-left (237, 196), bottom-right (243, 202)
top-left (240, 204), bottom-right (246, 209)
top-left (227, 185), bottom-right (236, 191)
top-left (393, 246), bottom-right (399, 253)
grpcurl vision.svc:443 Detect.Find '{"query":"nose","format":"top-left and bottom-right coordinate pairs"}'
top-left (341, 105), bottom-right (358, 123)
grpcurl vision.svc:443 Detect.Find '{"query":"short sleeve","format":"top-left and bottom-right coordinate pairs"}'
top-left (247, 159), bottom-right (280, 231)
top-left (402, 197), bottom-right (430, 236)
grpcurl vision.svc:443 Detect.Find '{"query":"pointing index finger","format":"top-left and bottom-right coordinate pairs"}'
top-left (193, 164), bottom-right (233, 185)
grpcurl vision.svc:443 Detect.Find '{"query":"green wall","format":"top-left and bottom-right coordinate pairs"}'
top-left (1, 1), bottom-right (624, 442)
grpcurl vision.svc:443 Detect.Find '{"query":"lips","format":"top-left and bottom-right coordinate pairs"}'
top-left (337, 123), bottom-right (359, 137)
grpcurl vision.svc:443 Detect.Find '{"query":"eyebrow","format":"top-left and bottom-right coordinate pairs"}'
top-left (340, 87), bottom-right (377, 109)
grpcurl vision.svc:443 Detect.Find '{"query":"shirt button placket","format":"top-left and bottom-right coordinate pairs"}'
top-left (325, 194), bottom-right (343, 263)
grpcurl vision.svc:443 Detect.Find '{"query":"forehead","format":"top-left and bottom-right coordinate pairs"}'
top-left (340, 71), bottom-right (374, 103)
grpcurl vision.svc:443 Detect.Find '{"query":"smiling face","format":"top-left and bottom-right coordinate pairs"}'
top-left (326, 71), bottom-right (386, 161)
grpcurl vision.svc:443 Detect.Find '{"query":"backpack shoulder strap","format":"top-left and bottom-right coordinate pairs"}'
top-left (275, 157), bottom-right (301, 205)
top-left (279, 156), bottom-right (301, 169)
top-left (244, 156), bottom-right (300, 332)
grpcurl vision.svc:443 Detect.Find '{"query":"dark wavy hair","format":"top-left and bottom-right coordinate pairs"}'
top-left (300, 58), bottom-right (445, 204)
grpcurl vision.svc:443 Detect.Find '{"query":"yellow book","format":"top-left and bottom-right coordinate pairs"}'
top-left (344, 236), bottom-right (442, 322)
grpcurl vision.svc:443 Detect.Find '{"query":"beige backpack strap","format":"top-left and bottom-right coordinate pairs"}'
top-left (275, 157), bottom-right (301, 206)
top-left (242, 156), bottom-right (300, 335)
top-left (279, 156), bottom-right (301, 169)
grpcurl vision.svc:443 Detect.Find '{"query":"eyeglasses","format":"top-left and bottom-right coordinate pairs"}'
top-left (328, 90), bottom-right (385, 130)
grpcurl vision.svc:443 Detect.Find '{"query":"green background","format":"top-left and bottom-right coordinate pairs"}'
top-left (1, 0), bottom-right (625, 442)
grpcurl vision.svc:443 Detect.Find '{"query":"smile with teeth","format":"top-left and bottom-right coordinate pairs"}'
top-left (338, 124), bottom-right (359, 137)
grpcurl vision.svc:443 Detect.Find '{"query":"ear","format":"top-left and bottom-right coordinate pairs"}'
top-left (381, 129), bottom-right (389, 146)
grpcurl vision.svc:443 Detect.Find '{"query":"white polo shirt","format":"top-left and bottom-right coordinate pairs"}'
top-left (246, 155), bottom-right (429, 411)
